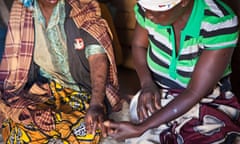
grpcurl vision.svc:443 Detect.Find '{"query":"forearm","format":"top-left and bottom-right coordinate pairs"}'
top-left (88, 53), bottom-right (108, 106)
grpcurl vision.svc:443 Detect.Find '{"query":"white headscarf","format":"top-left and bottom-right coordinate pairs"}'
top-left (138, 0), bottom-right (182, 11)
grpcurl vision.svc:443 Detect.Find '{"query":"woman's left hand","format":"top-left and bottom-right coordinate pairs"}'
top-left (85, 104), bottom-right (107, 137)
top-left (104, 120), bottom-right (144, 141)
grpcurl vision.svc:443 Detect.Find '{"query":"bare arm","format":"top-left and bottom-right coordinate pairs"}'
top-left (89, 53), bottom-right (108, 106)
top-left (85, 53), bottom-right (108, 136)
top-left (132, 23), bottom-right (161, 121)
top-left (132, 23), bottom-right (152, 87)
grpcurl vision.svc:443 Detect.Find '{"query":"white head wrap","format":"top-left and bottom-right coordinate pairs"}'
top-left (138, 0), bottom-right (182, 11)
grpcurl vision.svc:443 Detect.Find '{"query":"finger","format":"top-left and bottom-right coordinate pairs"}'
top-left (99, 122), bottom-right (107, 137)
top-left (86, 122), bottom-right (93, 134)
top-left (142, 106), bottom-right (149, 120)
top-left (137, 97), bottom-right (145, 121)
top-left (97, 116), bottom-right (107, 137)
top-left (137, 105), bottom-right (143, 122)
top-left (103, 121), bottom-right (110, 127)
top-left (103, 121), bottom-right (119, 129)
top-left (85, 117), bottom-right (93, 134)
top-left (146, 98), bottom-right (155, 115)
top-left (154, 93), bottom-right (162, 110)
top-left (107, 127), bottom-right (116, 135)
top-left (138, 105), bottom-right (148, 122)
top-left (138, 93), bottom-right (153, 120)
top-left (91, 122), bottom-right (97, 135)
top-left (104, 121), bottom-right (116, 135)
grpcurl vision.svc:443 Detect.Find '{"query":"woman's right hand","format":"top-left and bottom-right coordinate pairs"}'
top-left (137, 82), bottom-right (162, 122)
top-left (104, 120), bottom-right (144, 141)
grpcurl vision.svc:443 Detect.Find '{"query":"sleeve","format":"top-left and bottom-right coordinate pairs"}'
top-left (79, 29), bottom-right (106, 58)
top-left (85, 44), bottom-right (106, 58)
top-left (201, 5), bottom-right (239, 50)
top-left (134, 4), bottom-right (146, 28)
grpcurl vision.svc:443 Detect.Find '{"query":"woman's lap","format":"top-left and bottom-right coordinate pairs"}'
top-left (128, 88), bottom-right (240, 144)
top-left (1, 81), bottom-right (101, 144)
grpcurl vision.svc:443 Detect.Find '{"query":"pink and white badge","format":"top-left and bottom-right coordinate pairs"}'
top-left (74, 38), bottom-right (85, 50)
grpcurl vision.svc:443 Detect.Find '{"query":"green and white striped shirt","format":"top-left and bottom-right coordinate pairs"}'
top-left (134, 0), bottom-right (239, 89)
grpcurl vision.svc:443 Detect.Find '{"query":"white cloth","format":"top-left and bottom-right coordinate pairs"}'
top-left (138, 0), bottom-right (181, 11)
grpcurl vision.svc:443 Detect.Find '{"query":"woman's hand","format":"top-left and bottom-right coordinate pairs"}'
top-left (104, 120), bottom-right (144, 141)
top-left (84, 104), bottom-right (107, 137)
top-left (138, 82), bottom-right (162, 122)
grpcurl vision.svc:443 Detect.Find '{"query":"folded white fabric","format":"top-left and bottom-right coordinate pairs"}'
top-left (138, 0), bottom-right (182, 11)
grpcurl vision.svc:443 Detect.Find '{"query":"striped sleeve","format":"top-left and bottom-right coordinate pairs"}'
top-left (134, 4), bottom-right (146, 28)
top-left (201, 0), bottom-right (239, 50)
